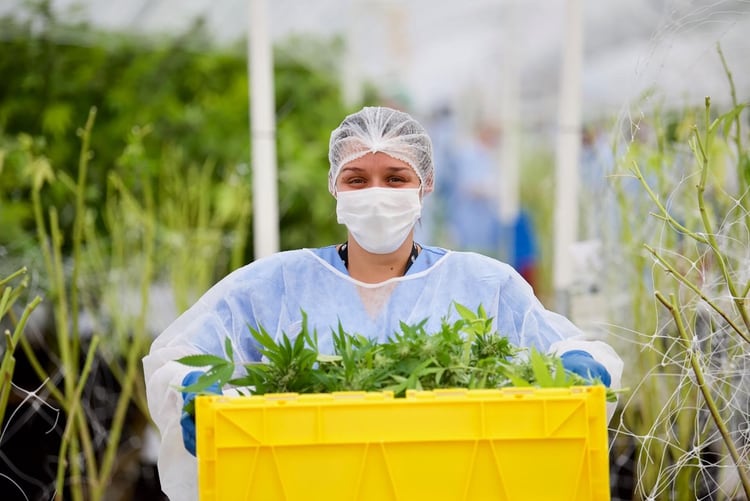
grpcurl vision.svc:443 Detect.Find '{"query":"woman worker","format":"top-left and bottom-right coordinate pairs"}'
top-left (143, 106), bottom-right (623, 500)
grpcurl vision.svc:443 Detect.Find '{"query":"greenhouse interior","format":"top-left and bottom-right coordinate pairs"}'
top-left (1, 0), bottom-right (750, 499)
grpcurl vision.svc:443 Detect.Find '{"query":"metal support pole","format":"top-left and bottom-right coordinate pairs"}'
top-left (553, 0), bottom-right (583, 314)
top-left (248, 0), bottom-right (279, 258)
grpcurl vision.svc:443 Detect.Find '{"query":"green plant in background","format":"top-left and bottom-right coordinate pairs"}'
top-left (602, 102), bottom-right (693, 500)
top-left (107, 123), bottom-right (252, 313)
top-left (603, 51), bottom-right (750, 499)
top-left (0, 4), bottom-right (359, 495)
top-left (177, 302), bottom-right (618, 418)
top-left (20, 102), bottom-right (260, 500)
top-left (23, 108), bottom-right (104, 501)
top-left (636, 97), bottom-right (749, 499)
top-left (0, 1), bottom-right (352, 264)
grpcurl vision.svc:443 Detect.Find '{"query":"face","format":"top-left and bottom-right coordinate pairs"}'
top-left (335, 152), bottom-right (421, 194)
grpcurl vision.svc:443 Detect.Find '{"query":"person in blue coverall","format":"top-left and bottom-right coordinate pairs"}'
top-left (143, 106), bottom-right (623, 501)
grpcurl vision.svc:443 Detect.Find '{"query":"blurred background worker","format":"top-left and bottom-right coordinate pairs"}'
top-left (421, 110), bottom-right (540, 289)
top-left (446, 121), bottom-right (504, 256)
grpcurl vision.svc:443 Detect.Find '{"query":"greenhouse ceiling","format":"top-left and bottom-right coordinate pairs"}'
top-left (3, 0), bottom-right (750, 120)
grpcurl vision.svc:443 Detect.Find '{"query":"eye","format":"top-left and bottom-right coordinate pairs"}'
top-left (341, 175), bottom-right (367, 187)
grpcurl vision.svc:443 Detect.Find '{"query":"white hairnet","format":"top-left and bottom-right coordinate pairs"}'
top-left (328, 106), bottom-right (435, 195)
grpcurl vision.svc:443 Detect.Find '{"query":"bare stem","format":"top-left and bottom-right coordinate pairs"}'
top-left (655, 291), bottom-right (750, 498)
top-left (630, 159), bottom-right (709, 245)
top-left (0, 267), bottom-right (28, 288)
top-left (69, 107), bottom-right (97, 383)
top-left (716, 43), bottom-right (744, 177)
top-left (692, 100), bottom-right (750, 331)
top-left (92, 182), bottom-right (155, 500)
top-left (0, 296), bottom-right (43, 426)
top-left (54, 336), bottom-right (100, 500)
top-left (645, 245), bottom-right (749, 343)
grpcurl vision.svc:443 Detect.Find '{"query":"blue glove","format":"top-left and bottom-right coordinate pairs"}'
top-left (180, 371), bottom-right (222, 456)
top-left (560, 350), bottom-right (611, 387)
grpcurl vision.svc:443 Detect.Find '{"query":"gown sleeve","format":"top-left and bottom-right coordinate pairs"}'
top-left (142, 266), bottom-right (270, 500)
top-left (495, 266), bottom-right (623, 422)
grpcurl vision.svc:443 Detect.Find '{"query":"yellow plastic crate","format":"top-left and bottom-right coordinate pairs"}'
top-left (196, 386), bottom-right (610, 501)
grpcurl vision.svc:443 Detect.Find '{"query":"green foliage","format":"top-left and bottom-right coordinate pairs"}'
top-left (0, 1), bottom-right (353, 266)
top-left (634, 98), bottom-right (750, 499)
top-left (0, 134), bottom-right (51, 254)
top-left (177, 302), bottom-right (615, 416)
top-left (605, 55), bottom-right (750, 498)
top-left (0, 7), bottom-right (357, 494)
top-left (0, 4), bottom-right (249, 172)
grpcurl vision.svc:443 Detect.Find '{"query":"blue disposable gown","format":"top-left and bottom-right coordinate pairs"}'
top-left (143, 245), bottom-right (622, 501)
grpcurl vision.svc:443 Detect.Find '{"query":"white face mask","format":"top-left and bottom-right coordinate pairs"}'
top-left (336, 187), bottom-right (422, 254)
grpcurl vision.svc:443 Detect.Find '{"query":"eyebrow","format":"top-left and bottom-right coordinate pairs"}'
top-left (340, 166), bottom-right (413, 173)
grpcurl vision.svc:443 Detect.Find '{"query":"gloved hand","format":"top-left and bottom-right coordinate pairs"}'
top-left (560, 350), bottom-right (611, 387)
top-left (180, 371), bottom-right (222, 456)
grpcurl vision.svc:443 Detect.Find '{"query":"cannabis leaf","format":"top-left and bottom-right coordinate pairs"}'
top-left (177, 302), bottom-right (620, 416)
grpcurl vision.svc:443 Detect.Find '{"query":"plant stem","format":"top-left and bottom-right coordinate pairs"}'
top-left (673, 379), bottom-right (699, 501)
top-left (92, 180), bottom-right (156, 501)
top-left (0, 296), bottom-right (43, 426)
top-left (0, 267), bottom-right (28, 288)
top-left (655, 291), bottom-right (750, 499)
top-left (715, 47), bottom-right (750, 317)
top-left (48, 211), bottom-right (71, 394)
top-left (644, 245), bottom-right (749, 343)
top-left (716, 43), bottom-right (748, 203)
top-left (630, 160), bottom-right (708, 245)
top-left (692, 100), bottom-right (750, 332)
top-left (45, 210), bottom-right (89, 501)
top-left (17, 334), bottom-right (64, 403)
top-left (69, 107), bottom-right (97, 382)
top-left (54, 336), bottom-right (100, 500)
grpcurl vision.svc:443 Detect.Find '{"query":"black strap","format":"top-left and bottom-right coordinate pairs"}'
top-left (338, 241), bottom-right (420, 274)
